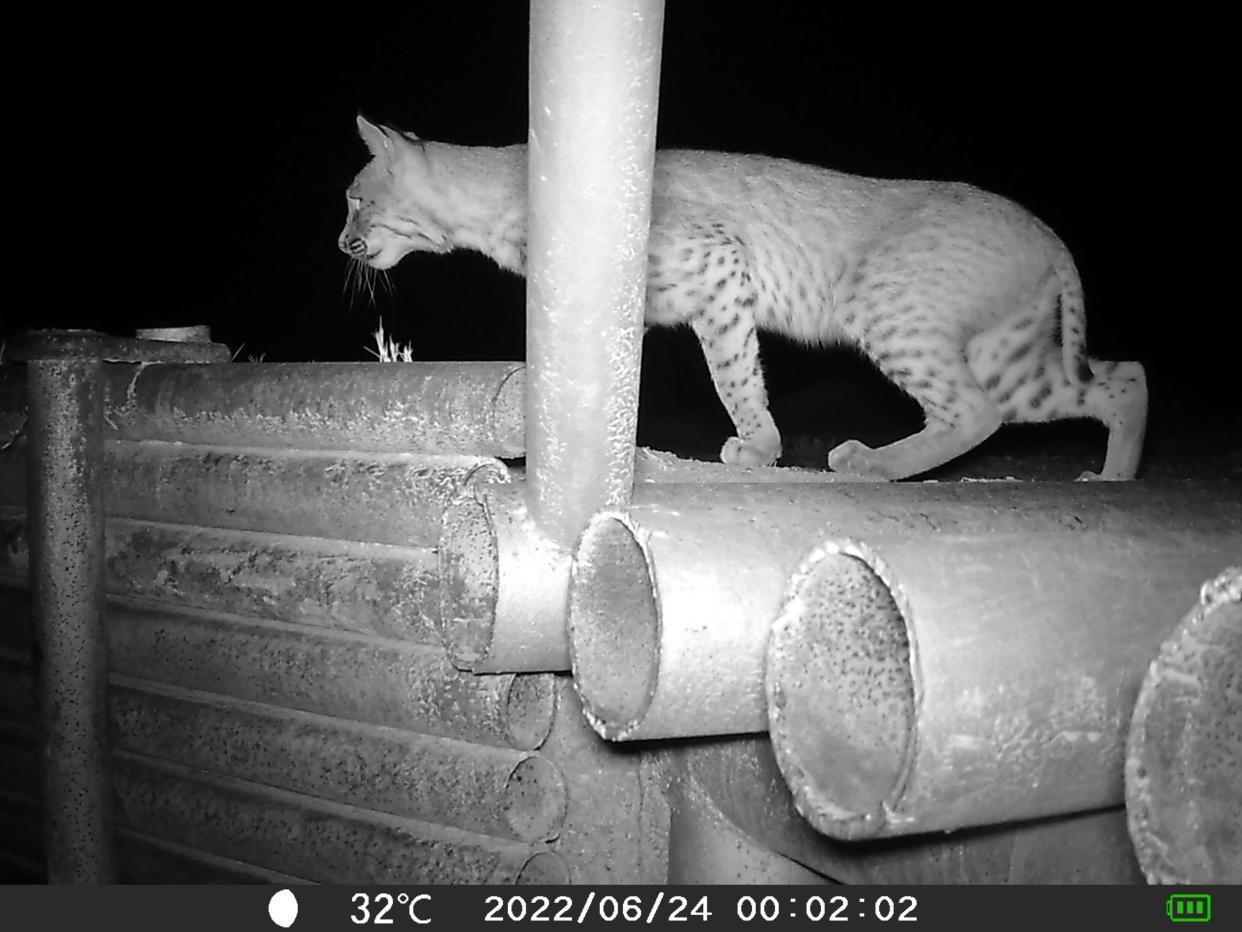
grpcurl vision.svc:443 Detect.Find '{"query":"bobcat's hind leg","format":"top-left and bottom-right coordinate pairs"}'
top-left (829, 356), bottom-right (1003, 480)
top-left (1072, 360), bottom-right (1147, 480)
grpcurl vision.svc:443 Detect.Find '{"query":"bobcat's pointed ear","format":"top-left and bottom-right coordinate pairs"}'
top-left (356, 114), bottom-right (392, 158)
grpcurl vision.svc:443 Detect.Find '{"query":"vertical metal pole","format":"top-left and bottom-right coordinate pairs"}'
top-left (526, 0), bottom-right (665, 549)
top-left (26, 351), bottom-right (116, 882)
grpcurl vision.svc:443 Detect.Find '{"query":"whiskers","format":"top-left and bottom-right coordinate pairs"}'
top-left (343, 257), bottom-right (394, 308)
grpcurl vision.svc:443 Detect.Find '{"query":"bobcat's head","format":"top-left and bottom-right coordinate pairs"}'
top-left (338, 115), bottom-right (452, 270)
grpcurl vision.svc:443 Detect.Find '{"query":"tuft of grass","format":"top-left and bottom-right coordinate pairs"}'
top-left (368, 320), bottom-right (415, 362)
top-left (230, 343), bottom-right (268, 363)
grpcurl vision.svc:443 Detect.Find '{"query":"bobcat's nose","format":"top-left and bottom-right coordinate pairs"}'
top-left (340, 235), bottom-right (368, 257)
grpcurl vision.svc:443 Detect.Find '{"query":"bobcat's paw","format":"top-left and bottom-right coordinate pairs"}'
top-left (720, 435), bottom-right (780, 468)
top-left (1076, 470), bottom-right (1128, 481)
top-left (828, 439), bottom-right (893, 481)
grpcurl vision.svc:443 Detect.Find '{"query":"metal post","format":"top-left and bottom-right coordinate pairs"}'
top-left (25, 344), bottom-right (115, 882)
top-left (525, 0), bottom-right (665, 549)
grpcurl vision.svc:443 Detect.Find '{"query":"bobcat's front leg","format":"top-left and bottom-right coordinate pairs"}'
top-left (690, 308), bottom-right (781, 467)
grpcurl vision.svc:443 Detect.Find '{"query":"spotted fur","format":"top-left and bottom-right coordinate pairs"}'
top-left (340, 116), bottom-right (1147, 480)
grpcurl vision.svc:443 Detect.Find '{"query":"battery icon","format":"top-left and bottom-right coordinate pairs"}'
top-left (1167, 894), bottom-right (1212, 922)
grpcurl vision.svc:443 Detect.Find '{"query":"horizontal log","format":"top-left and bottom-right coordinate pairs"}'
top-left (765, 483), bottom-right (1241, 838)
top-left (111, 753), bottom-right (568, 884)
top-left (117, 829), bottom-right (312, 884)
top-left (679, 738), bottom-right (1142, 883)
top-left (99, 361), bottom-right (525, 455)
top-left (106, 442), bottom-right (505, 547)
top-left (1125, 565), bottom-right (1241, 883)
top-left (1, 676), bottom-right (566, 852)
top-left (2, 443), bottom-right (508, 548)
top-left (1, 513), bottom-right (442, 642)
top-left (438, 464), bottom-right (866, 674)
top-left (440, 483), bottom-right (572, 672)
top-left (2, 359), bottom-right (525, 455)
top-left (106, 602), bottom-right (555, 751)
top-left (110, 678), bottom-right (567, 842)
top-left (6, 330), bottom-right (230, 364)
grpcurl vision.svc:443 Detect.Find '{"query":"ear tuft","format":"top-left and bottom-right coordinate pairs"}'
top-left (356, 114), bottom-right (392, 158)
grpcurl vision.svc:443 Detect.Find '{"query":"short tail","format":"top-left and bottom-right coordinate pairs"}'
top-left (1051, 242), bottom-right (1093, 384)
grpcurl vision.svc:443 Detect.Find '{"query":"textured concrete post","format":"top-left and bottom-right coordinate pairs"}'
top-left (25, 342), bottom-right (115, 882)
top-left (525, 0), bottom-right (664, 549)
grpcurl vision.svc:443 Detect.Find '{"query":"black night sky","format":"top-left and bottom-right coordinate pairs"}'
top-left (12, 5), bottom-right (1236, 476)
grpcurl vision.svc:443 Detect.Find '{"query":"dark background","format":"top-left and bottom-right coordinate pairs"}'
top-left (10, 5), bottom-right (1235, 476)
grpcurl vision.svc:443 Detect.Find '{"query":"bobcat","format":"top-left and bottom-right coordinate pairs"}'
top-left (339, 115), bottom-right (1147, 480)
